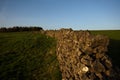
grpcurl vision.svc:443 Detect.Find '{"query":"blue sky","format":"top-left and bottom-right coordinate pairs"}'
top-left (0, 0), bottom-right (120, 30)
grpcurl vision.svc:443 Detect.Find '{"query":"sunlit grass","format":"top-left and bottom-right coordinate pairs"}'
top-left (0, 32), bottom-right (61, 80)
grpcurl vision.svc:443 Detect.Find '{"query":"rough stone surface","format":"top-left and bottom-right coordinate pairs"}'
top-left (44, 28), bottom-right (120, 80)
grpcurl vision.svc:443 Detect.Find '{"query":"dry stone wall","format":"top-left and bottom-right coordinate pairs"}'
top-left (43, 29), bottom-right (120, 80)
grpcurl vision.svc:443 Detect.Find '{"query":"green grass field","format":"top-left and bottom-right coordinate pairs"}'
top-left (0, 32), bottom-right (61, 80)
top-left (0, 30), bottom-right (120, 80)
top-left (91, 30), bottom-right (120, 67)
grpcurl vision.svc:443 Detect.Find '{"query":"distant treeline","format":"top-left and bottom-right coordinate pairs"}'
top-left (0, 26), bottom-right (43, 32)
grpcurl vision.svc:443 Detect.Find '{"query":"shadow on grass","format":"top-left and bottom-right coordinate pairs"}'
top-left (108, 39), bottom-right (120, 67)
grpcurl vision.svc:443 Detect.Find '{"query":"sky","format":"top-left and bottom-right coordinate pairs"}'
top-left (0, 0), bottom-right (120, 30)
